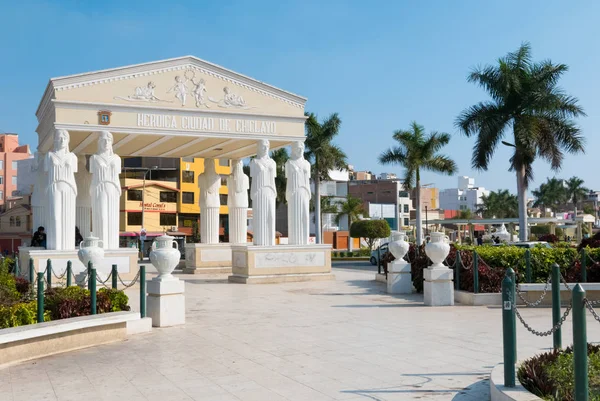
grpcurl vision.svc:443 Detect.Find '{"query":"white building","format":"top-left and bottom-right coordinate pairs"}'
top-left (16, 157), bottom-right (34, 196)
top-left (439, 176), bottom-right (489, 213)
top-left (378, 172), bottom-right (397, 180)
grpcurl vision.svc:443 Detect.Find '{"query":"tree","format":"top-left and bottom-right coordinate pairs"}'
top-left (379, 121), bottom-right (457, 247)
top-left (335, 195), bottom-right (368, 250)
top-left (532, 177), bottom-right (568, 214)
top-left (477, 189), bottom-right (519, 218)
top-left (565, 176), bottom-right (589, 217)
top-left (350, 220), bottom-right (391, 251)
top-left (304, 113), bottom-right (347, 243)
top-left (271, 148), bottom-right (289, 208)
top-left (456, 43), bottom-right (585, 241)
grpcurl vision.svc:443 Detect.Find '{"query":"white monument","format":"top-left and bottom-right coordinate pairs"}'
top-left (386, 232), bottom-right (412, 294)
top-left (227, 159), bottom-right (249, 244)
top-left (423, 232), bottom-right (454, 306)
top-left (90, 131), bottom-right (122, 249)
top-left (198, 158), bottom-right (221, 244)
top-left (249, 140), bottom-right (276, 246)
top-left (285, 141), bottom-right (311, 245)
top-left (31, 152), bottom-right (47, 234)
top-left (74, 155), bottom-right (92, 239)
top-left (45, 129), bottom-right (78, 251)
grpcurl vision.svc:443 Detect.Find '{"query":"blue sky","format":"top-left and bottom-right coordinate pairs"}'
top-left (1, 1), bottom-right (598, 194)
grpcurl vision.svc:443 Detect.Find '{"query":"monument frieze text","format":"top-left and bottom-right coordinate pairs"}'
top-left (136, 113), bottom-right (277, 134)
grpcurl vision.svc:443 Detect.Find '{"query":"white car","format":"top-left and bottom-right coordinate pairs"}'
top-left (370, 243), bottom-right (389, 265)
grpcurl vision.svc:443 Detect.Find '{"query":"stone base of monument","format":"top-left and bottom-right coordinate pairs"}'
top-left (387, 260), bottom-right (412, 294)
top-left (146, 277), bottom-right (185, 327)
top-left (183, 243), bottom-right (233, 274)
top-left (423, 267), bottom-right (454, 306)
top-left (228, 244), bottom-right (334, 284)
top-left (18, 247), bottom-right (139, 281)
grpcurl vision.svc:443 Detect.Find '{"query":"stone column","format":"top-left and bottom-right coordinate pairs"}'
top-left (249, 140), bottom-right (276, 246)
top-left (31, 152), bottom-right (47, 234)
top-left (285, 141), bottom-right (311, 245)
top-left (227, 159), bottom-right (249, 244)
top-left (75, 155), bottom-right (92, 239)
top-left (198, 158), bottom-right (221, 244)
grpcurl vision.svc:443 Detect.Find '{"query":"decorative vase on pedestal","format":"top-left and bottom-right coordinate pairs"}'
top-left (425, 231), bottom-right (450, 269)
top-left (388, 231), bottom-right (409, 261)
top-left (149, 235), bottom-right (180, 281)
top-left (77, 236), bottom-right (105, 269)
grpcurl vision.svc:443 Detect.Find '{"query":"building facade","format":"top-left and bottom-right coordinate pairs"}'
top-left (439, 176), bottom-right (489, 212)
top-left (0, 195), bottom-right (32, 253)
top-left (0, 134), bottom-right (31, 210)
top-left (348, 179), bottom-right (412, 230)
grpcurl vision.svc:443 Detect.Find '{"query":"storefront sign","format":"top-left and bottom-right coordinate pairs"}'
top-left (139, 202), bottom-right (166, 211)
top-left (136, 113), bottom-right (277, 134)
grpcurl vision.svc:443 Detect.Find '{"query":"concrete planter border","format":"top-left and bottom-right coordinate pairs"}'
top-left (490, 363), bottom-right (542, 401)
top-left (455, 290), bottom-right (502, 306)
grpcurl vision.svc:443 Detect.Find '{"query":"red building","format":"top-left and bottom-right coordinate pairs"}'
top-left (0, 134), bottom-right (31, 210)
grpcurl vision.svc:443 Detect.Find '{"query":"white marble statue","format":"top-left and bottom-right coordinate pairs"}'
top-left (74, 155), bottom-right (92, 239)
top-left (45, 129), bottom-right (78, 250)
top-left (227, 159), bottom-right (249, 244)
top-left (31, 152), bottom-right (47, 234)
top-left (90, 131), bottom-right (122, 249)
top-left (285, 141), bottom-right (312, 245)
top-left (249, 140), bottom-right (276, 246)
top-left (198, 158), bottom-right (221, 244)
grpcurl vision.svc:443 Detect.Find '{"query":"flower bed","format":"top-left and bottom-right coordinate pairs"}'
top-left (518, 344), bottom-right (600, 400)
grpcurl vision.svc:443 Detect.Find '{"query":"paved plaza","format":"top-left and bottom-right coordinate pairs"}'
top-left (2, 266), bottom-right (598, 401)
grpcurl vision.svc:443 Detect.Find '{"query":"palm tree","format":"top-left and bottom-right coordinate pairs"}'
top-left (532, 177), bottom-right (568, 215)
top-left (477, 189), bottom-right (519, 218)
top-left (565, 176), bottom-right (589, 218)
top-left (335, 195), bottom-right (368, 251)
top-left (311, 196), bottom-right (339, 235)
top-left (304, 112), bottom-right (347, 243)
top-left (456, 43), bottom-right (585, 241)
top-left (270, 148), bottom-right (289, 208)
top-left (379, 121), bottom-right (457, 246)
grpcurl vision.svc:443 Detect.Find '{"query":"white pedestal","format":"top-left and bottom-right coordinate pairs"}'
top-left (146, 278), bottom-right (185, 327)
top-left (423, 267), bottom-right (454, 306)
top-left (183, 243), bottom-right (232, 274)
top-left (387, 260), bottom-right (412, 294)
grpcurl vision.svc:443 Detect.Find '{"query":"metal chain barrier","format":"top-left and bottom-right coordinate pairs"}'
top-left (457, 252), bottom-right (473, 270)
top-left (515, 274), bottom-right (552, 307)
top-left (515, 302), bottom-right (572, 337)
top-left (95, 271), bottom-right (113, 288)
top-left (559, 273), bottom-right (572, 291)
top-left (116, 269), bottom-right (141, 289)
top-left (584, 299), bottom-right (600, 324)
top-left (586, 252), bottom-right (599, 265)
top-left (51, 268), bottom-right (68, 280)
top-left (72, 270), bottom-right (88, 286)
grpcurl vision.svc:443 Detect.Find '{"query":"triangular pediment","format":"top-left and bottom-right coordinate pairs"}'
top-left (40, 56), bottom-right (306, 118)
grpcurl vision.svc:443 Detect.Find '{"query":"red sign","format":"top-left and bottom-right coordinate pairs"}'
top-left (139, 202), bottom-right (166, 211)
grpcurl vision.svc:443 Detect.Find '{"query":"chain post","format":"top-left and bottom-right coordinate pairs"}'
top-left (14, 257), bottom-right (19, 277)
top-left (66, 261), bottom-right (72, 287)
top-left (90, 268), bottom-right (97, 315)
top-left (525, 249), bottom-right (532, 283)
top-left (37, 272), bottom-right (44, 323)
top-left (581, 248), bottom-right (587, 283)
top-left (112, 264), bottom-right (118, 289)
top-left (87, 261), bottom-right (92, 291)
top-left (377, 246), bottom-right (381, 275)
top-left (140, 265), bottom-right (146, 318)
top-left (473, 252), bottom-right (479, 294)
top-left (455, 250), bottom-right (461, 291)
top-left (29, 258), bottom-right (34, 283)
top-left (46, 259), bottom-right (52, 289)
top-left (551, 263), bottom-right (562, 350)
top-left (502, 271), bottom-right (516, 387)
top-left (572, 284), bottom-right (588, 401)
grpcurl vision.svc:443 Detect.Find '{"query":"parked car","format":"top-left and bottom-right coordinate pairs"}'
top-left (370, 243), bottom-right (389, 265)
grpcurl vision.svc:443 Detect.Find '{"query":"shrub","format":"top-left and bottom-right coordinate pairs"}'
top-left (14, 277), bottom-right (30, 295)
top-left (347, 251), bottom-right (353, 257)
top-left (44, 286), bottom-right (130, 319)
top-left (340, 252), bottom-right (346, 257)
top-left (350, 220), bottom-right (391, 250)
top-left (538, 234), bottom-right (559, 243)
top-left (0, 271), bottom-right (20, 306)
top-left (98, 288), bottom-right (130, 312)
top-left (0, 301), bottom-right (50, 329)
top-left (332, 251), bottom-right (338, 257)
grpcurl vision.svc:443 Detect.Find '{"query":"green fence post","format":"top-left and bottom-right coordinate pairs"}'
top-left (140, 266), bottom-right (146, 318)
top-left (455, 250), bottom-right (461, 291)
top-left (572, 284), bottom-right (588, 401)
top-left (581, 248), bottom-right (587, 283)
top-left (112, 264), bottom-right (118, 289)
top-left (14, 257), bottom-right (19, 277)
top-left (90, 268), bottom-right (97, 315)
top-left (66, 261), bottom-right (72, 287)
top-left (525, 249), bottom-right (532, 283)
top-left (87, 261), bottom-right (92, 291)
top-left (507, 268), bottom-right (517, 360)
top-left (502, 270), bottom-right (516, 387)
top-left (473, 252), bottom-right (479, 294)
top-left (36, 272), bottom-right (44, 323)
top-left (46, 259), bottom-right (52, 289)
top-left (551, 263), bottom-right (562, 350)
top-left (29, 259), bottom-right (34, 283)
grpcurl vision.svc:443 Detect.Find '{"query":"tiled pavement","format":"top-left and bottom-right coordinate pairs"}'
top-left (1, 268), bottom-right (598, 401)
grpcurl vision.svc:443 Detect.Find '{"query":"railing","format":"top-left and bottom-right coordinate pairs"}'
top-left (501, 263), bottom-right (598, 400)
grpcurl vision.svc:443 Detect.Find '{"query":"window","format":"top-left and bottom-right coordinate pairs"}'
top-left (12, 161), bottom-right (17, 170)
top-left (15, 217), bottom-right (21, 227)
top-left (127, 190), bottom-right (143, 201)
top-left (399, 191), bottom-right (409, 198)
top-left (0, 160), bottom-right (3, 169)
top-left (127, 212), bottom-right (142, 225)
top-left (160, 191), bottom-right (177, 203)
top-left (403, 204), bottom-right (409, 213)
top-left (179, 214), bottom-right (198, 228)
top-left (219, 194), bottom-right (227, 205)
top-left (182, 157), bottom-right (195, 162)
top-left (160, 213), bottom-right (176, 226)
top-left (9, 217), bottom-right (14, 227)
top-left (0, 176), bottom-right (3, 184)
top-left (219, 159), bottom-right (230, 167)
top-left (0, 190), bottom-right (3, 199)
top-left (404, 218), bottom-right (409, 226)
top-left (182, 171), bottom-right (195, 183)
top-left (11, 176), bottom-right (16, 186)
top-left (220, 176), bottom-right (227, 186)
top-left (182, 192), bottom-right (195, 204)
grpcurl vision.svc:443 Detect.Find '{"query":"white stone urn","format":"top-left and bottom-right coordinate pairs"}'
top-left (388, 231), bottom-right (409, 261)
top-left (425, 231), bottom-right (450, 269)
top-left (77, 236), bottom-right (104, 269)
top-left (150, 235), bottom-right (180, 280)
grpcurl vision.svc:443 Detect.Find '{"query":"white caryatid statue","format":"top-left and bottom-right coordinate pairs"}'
top-left (249, 140), bottom-right (276, 246)
top-left (90, 131), bottom-right (122, 249)
top-left (285, 141), bottom-right (312, 245)
top-left (31, 152), bottom-right (47, 234)
top-left (74, 155), bottom-right (92, 239)
top-left (45, 129), bottom-right (78, 250)
top-left (227, 159), bottom-right (249, 244)
top-left (198, 158), bottom-right (221, 244)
